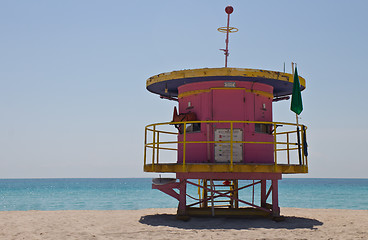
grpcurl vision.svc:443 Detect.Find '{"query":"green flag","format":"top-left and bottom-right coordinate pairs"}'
top-left (290, 67), bottom-right (303, 115)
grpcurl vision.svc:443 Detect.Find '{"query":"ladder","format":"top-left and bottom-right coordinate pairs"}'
top-left (199, 179), bottom-right (239, 209)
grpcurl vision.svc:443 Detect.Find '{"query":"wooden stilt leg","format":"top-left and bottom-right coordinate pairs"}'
top-left (261, 179), bottom-right (267, 208)
top-left (177, 179), bottom-right (187, 216)
top-left (271, 179), bottom-right (280, 216)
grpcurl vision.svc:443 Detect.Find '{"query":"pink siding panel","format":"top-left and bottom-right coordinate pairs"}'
top-left (176, 81), bottom-right (274, 164)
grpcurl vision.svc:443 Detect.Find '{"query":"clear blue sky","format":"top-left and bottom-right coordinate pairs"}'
top-left (1, 0), bottom-right (367, 178)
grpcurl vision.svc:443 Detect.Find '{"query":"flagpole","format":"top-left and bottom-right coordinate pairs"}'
top-left (292, 62), bottom-right (302, 165)
top-left (291, 62), bottom-right (299, 127)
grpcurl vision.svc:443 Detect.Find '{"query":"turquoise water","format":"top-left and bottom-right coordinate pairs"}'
top-left (0, 178), bottom-right (367, 211)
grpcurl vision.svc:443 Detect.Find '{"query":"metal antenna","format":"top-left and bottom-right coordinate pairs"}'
top-left (218, 6), bottom-right (238, 68)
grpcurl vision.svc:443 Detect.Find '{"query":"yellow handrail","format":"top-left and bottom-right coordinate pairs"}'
top-left (144, 120), bottom-right (308, 170)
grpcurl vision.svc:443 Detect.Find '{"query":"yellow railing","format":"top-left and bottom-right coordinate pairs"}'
top-left (144, 120), bottom-right (308, 173)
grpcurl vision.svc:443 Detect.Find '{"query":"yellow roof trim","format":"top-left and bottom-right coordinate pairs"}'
top-left (146, 67), bottom-right (306, 88)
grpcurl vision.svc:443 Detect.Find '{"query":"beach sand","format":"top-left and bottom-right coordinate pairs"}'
top-left (0, 208), bottom-right (367, 240)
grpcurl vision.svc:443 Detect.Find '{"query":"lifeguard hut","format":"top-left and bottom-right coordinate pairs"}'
top-left (144, 6), bottom-right (308, 218)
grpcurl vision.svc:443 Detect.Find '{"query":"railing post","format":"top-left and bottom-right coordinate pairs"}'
top-left (230, 122), bottom-right (234, 171)
top-left (152, 125), bottom-right (156, 171)
top-left (144, 126), bottom-right (147, 167)
top-left (301, 126), bottom-right (305, 166)
top-left (303, 125), bottom-right (308, 171)
top-left (305, 155), bottom-right (308, 170)
top-left (183, 122), bottom-right (187, 172)
top-left (273, 123), bottom-right (277, 172)
top-left (297, 126), bottom-right (302, 165)
top-left (206, 123), bottom-right (211, 162)
top-left (286, 132), bottom-right (290, 165)
top-left (156, 131), bottom-right (160, 164)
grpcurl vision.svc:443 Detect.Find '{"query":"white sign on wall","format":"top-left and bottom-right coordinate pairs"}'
top-left (214, 129), bottom-right (243, 163)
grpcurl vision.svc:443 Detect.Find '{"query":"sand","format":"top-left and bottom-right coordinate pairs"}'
top-left (0, 208), bottom-right (367, 240)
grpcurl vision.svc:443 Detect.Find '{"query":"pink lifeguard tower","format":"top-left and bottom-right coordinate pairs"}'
top-left (144, 6), bottom-right (308, 218)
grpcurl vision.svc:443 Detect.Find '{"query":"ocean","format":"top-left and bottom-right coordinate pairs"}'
top-left (0, 178), bottom-right (367, 211)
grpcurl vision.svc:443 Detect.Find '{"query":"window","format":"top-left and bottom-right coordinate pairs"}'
top-left (185, 123), bottom-right (201, 133)
top-left (255, 123), bottom-right (272, 134)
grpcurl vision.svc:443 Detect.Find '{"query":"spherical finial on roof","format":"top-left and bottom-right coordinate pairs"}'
top-left (225, 6), bottom-right (234, 14)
